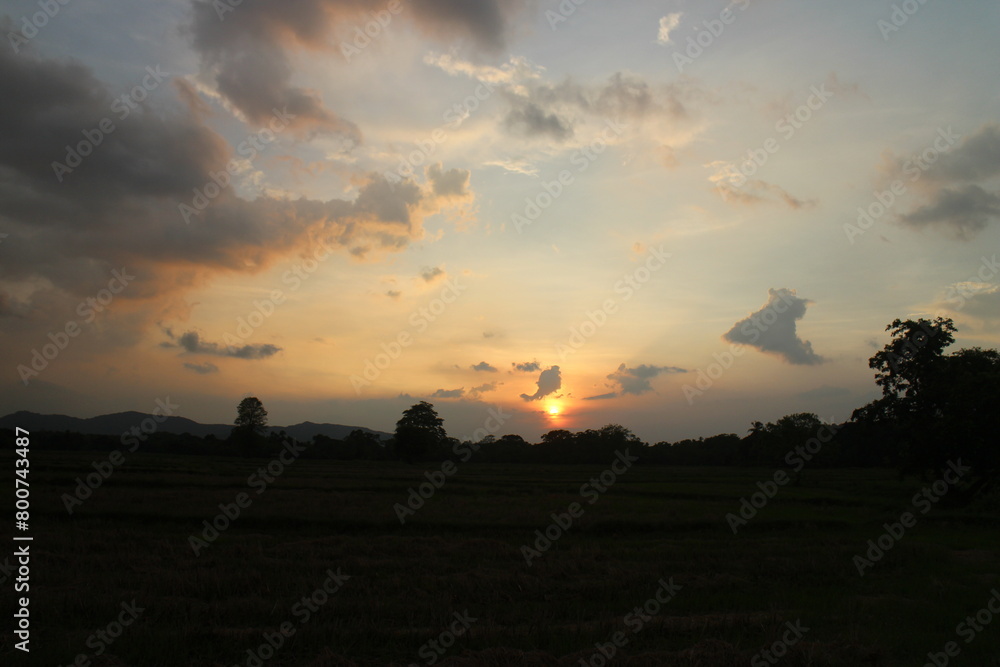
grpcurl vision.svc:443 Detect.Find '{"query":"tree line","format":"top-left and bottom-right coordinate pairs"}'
top-left (9, 317), bottom-right (999, 502)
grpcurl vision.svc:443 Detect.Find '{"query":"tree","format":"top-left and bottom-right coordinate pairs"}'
top-left (868, 317), bottom-right (956, 402)
top-left (854, 317), bottom-right (1000, 500)
top-left (394, 401), bottom-right (447, 463)
top-left (235, 397), bottom-right (269, 434)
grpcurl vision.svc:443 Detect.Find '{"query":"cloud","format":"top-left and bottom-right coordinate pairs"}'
top-left (723, 288), bottom-right (825, 365)
top-left (431, 387), bottom-right (464, 398)
top-left (584, 392), bottom-right (619, 401)
top-left (512, 360), bottom-right (541, 372)
top-left (894, 124), bottom-right (1000, 238)
top-left (898, 185), bottom-right (1000, 239)
top-left (922, 124), bottom-right (1000, 183)
top-left (426, 163), bottom-right (471, 199)
top-left (186, 0), bottom-right (531, 137)
top-left (0, 49), bottom-right (468, 341)
top-left (657, 13), bottom-right (683, 45)
top-left (421, 266), bottom-right (446, 283)
top-left (471, 361), bottom-right (498, 372)
top-left (184, 362), bottom-right (220, 374)
top-left (710, 170), bottom-right (816, 210)
top-left (934, 280), bottom-right (1000, 324)
top-left (468, 381), bottom-right (499, 398)
top-left (520, 365), bottom-right (561, 401)
top-left (611, 363), bottom-right (687, 395)
top-left (503, 102), bottom-right (573, 141)
top-left (425, 53), bottom-right (708, 151)
top-left (585, 363), bottom-right (687, 399)
top-left (165, 331), bottom-right (282, 360)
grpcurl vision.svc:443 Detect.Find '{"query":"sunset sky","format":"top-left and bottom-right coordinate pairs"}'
top-left (2, 0), bottom-right (999, 443)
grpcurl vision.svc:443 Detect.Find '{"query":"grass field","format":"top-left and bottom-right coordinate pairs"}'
top-left (3, 449), bottom-right (1000, 666)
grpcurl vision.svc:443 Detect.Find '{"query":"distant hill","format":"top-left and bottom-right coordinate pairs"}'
top-left (0, 411), bottom-right (391, 441)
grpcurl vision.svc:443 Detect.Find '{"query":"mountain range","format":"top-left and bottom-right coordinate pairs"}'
top-left (0, 410), bottom-right (391, 441)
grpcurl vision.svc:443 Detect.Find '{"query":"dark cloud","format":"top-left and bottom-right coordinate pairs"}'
top-left (187, 0), bottom-right (528, 137)
top-left (894, 125), bottom-right (1000, 238)
top-left (595, 72), bottom-right (659, 119)
top-left (503, 102), bottom-right (573, 141)
top-left (471, 361), bottom-right (498, 372)
top-left (421, 267), bottom-right (445, 282)
top-left (899, 185), bottom-right (1000, 239)
top-left (184, 362), bottom-right (220, 374)
top-left (495, 71), bottom-right (704, 142)
top-left (167, 331), bottom-right (282, 360)
top-left (584, 363), bottom-right (687, 400)
top-left (468, 381), bottom-right (499, 398)
top-left (427, 163), bottom-right (471, 198)
top-left (723, 288), bottom-right (824, 365)
top-left (0, 49), bottom-right (457, 338)
top-left (512, 360), bottom-right (541, 372)
top-left (431, 387), bottom-right (464, 398)
top-left (923, 125), bottom-right (1000, 183)
top-left (616, 363), bottom-right (686, 397)
top-left (520, 365), bottom-right (561, 401)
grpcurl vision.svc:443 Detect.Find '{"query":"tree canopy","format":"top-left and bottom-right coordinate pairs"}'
top-left (394, 401), bottom-right (447, 463)
top-left (235, 396), bottom-right (268, 434)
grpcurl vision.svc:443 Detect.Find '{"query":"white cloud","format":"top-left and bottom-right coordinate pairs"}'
top-left (657, 13), bottom-right (683, 45)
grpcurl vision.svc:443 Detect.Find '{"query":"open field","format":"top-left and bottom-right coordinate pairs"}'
top-left (3, 450), bottom-right (1000, 666)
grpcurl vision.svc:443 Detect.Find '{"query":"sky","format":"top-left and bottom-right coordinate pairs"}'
top-left (1, 0), bottom-right (999, 444)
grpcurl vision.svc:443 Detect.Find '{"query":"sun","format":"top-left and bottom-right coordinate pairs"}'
top-left (547, 404), bottom-right (561, 417)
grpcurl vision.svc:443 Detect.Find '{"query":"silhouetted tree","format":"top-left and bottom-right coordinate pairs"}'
top-left (235, 397), bottom-right (269, 434)
top-left (232, 396), bottom-right (269, 457)
top-left (854, 317), bottom-right (1000, 500)
top-left (394, 401), bottom-right (447, 463)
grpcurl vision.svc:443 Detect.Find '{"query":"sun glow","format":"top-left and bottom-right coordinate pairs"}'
top-left (547, 404), bottom-right (561, 416)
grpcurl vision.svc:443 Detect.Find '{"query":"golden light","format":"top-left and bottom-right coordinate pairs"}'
top-left (547, 404), bottom-right (561, 416)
